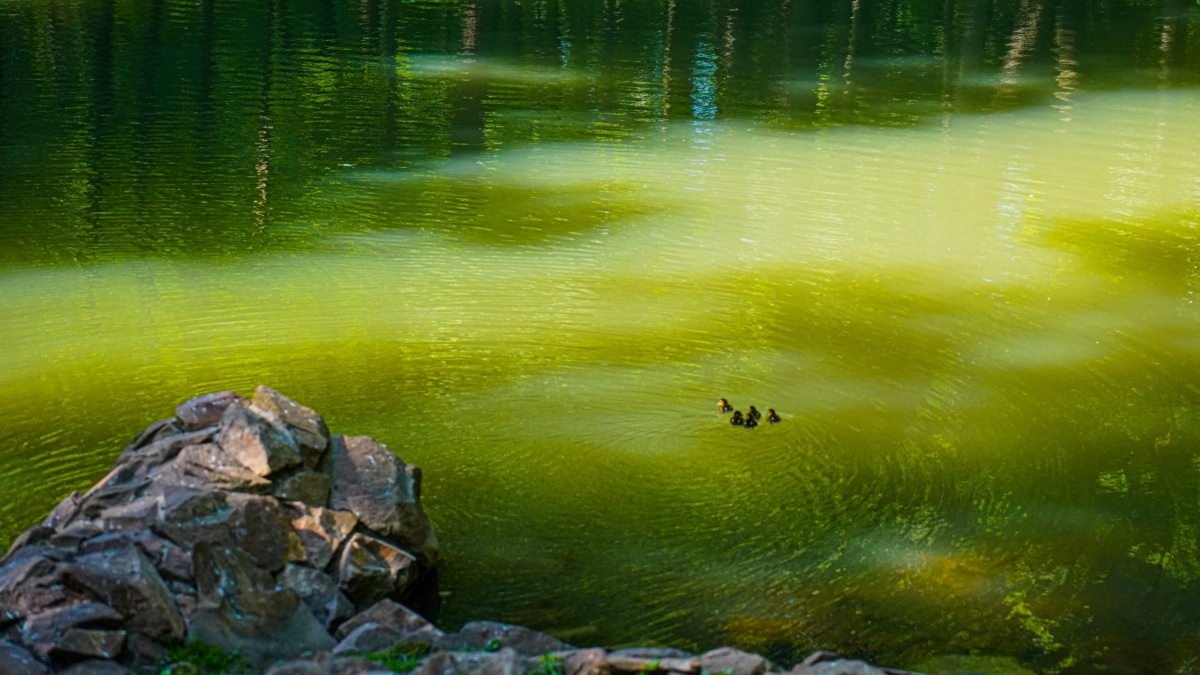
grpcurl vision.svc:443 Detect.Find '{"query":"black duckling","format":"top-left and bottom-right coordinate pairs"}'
top-left (730, 411), bottom-right (745, 426)
top-left (744, 415), bottom-right (759, 429)
top-left (718, 398), bottom-right (734, 414)
top-left (767, 409), bottom-right (781, 424)
top-left (748, 406), bottom-right (762, 421)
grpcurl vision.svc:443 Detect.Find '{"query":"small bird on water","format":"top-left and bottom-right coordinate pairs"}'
top-left (767, 409), bottom-right (781, 424)
top-left (744, 415), bottom-right (759, 429)
top-left (730, 411), bottom-right (745, 426)
top-left (748, 406), bottom-right (762, 421)
top-left (718, 398), bottom-right (734, 413)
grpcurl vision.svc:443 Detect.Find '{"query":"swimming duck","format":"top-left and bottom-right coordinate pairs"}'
top-left (718, 398), bottom-right (734, 414)
top-left (730, 411), bottom-right (744, 426)
top-left (748, 406), bottom-right (762, 421)
top-left (767, 409), bottom-right (781, 424)
top-left (744, 415), bottom-right (759, 429)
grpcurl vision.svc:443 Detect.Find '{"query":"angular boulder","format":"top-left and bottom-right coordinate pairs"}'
top-left (337, 534), bottom-right (418, 609)
top-left (189, 542), bottom-right (334, 669)
top-left (274, 472), bottom-right (332, 508)
top-left (289, 506), bottom-right (357, 571)
top-left (217, 404), bottom-right (302, 477)
top-left (252, 386), bottom-right (332, 469)
top-left (334, 599), bottom-right (438, 642)
top-left (0, 641), bottom-right (50, 675)
top-left (58, 545), bottom-right (185, 643)
top-left (176, 392), bottom-right (245, 431)
top-left (279, 564), bottom-right (355, 630)
top-left (326, 436), bottom-right (438, 566)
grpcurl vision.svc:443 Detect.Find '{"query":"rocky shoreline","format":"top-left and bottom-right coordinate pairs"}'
top-left (0, 387), bottom-right (915, 675)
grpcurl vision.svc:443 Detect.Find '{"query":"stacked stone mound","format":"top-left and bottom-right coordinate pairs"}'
top-left (0, 387), bottom-right (439, 674)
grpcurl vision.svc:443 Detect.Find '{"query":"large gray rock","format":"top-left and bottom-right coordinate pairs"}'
top-left (0, 641), bottom-right (50, 675)
top-left (116, 428), bottom-right (215, 478)
top-left (279, 564), bottom-right (355, 630)
top-left (435, 621), bottom-right (570, 656)
top-left (699, 647), bottom-right (766, 675)
top-left (791, 653), bottom-right (914, 675)
top-left (189, 541), bottom-right (335, 669)
top-left (334, 599), bottom-right (438, 641)
top-left (52, 627), bottom-right (126, 659)
top-left (251, 387), bottom-right (332, 469)
top-left (0, 547), bottom-right (70, 620)
top-left (326, 436), bottom-right (438, 567)
top-left (20, 602), bottom-right (123, 654)
top-left (332, 621), bottom-right (402, 655)
top-left (337, 534), bottom-right (418, 609)
top-left (473, 648), bottom-right (523, 675)
top-left (58, 545), bottom-right (186, 643)
top-left (562, 649), bottom-right (607, 675)
top-left (274, 472), bottom-right (332, 508)
top-left (177, 391), bottom-right (245, 431)
top-left (172, 443), bottom-right (273, 493)
top-left (413, 652), bottom-right (462, 675)
top-left (289, 506), bottom-right (357, 571)
top-left (217, 404), bottom-right (302, 477)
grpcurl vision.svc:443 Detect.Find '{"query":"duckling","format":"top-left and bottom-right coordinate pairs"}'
top-left (718, 398), bottom-right (734, 414)
top-left (744, 415), bottom-right (759, 429)
top-left (730, 411), bottom-right (745, 426)
top-left (748, 406), bottom-right (762, 421)
top-left (767, 408), bottom-right (781, 425)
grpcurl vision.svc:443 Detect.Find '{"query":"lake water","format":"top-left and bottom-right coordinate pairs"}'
top-left (2, 0), bottom-right (1199, 672)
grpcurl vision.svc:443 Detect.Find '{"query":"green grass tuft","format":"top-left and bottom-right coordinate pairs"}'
top-left (161, 640), bottom-right (256, 675)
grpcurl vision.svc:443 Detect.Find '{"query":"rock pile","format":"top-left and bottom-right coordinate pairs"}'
top-left (0, 386), bottom-right (917, 675)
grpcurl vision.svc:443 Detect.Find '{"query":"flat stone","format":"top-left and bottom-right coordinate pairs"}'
top-left (337, 534), bottom-right (418, 609)
top-left (332, 621), bottom-right (402, 655)
top-left (98, 498), bottom-right (160, 532)
top-left (59, 660), bottom-right (132, 675)
top-left (563, 649), bottom-right (607, 675)
top-left (53, 628), bottom-right (127, 659)
top-left (121, 633), bottom-right (169, 674)
top-left (279, 563), bottom-right (355, 629)
top-left (326, 435), bottom-right (438, 567)
top-left (117, 428), bottom-right (215, 477)
top-left (218, 404), bottom-right (302, 477)
top-left (120, 418), bottom-right (180, 456)
top-left (21, 602), bottom-right (123, 646)
top-left (472, 648), bottom-right (523, 675)
top-left (0, 641), bottom-right (50, 675)
top-left (172, 443), bottom-right (273, 492)
top-left (699, 648), bottom-right (766, 675)
top-left (251, 386), bottom-right (332, 469)
top-left (414, 652), bottom-right (462, 675)
top-left (289, 506), bottom-right (358, 570)
top-left (58, 545), bottom-right (185, 643)
top-left (605, 657), bottom-right (698, 673)
top-left (274, 471), bottom-right (332, 508)
top-left (0, 527), bottom-right (55, 567)
top-left (435, 622), bottom-right (570, 656)
top-left (42, 492), bottom-right (84, 530)
top-left (158, 545), bottom-right (193, 583)
top-left (335, 598), bottom-right (438, 641)
top-left (177, 391), bottom-right (246, 431)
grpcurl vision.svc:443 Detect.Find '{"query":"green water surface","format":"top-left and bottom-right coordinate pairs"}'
top-left (2, 0), bottom-right (1200, 672)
